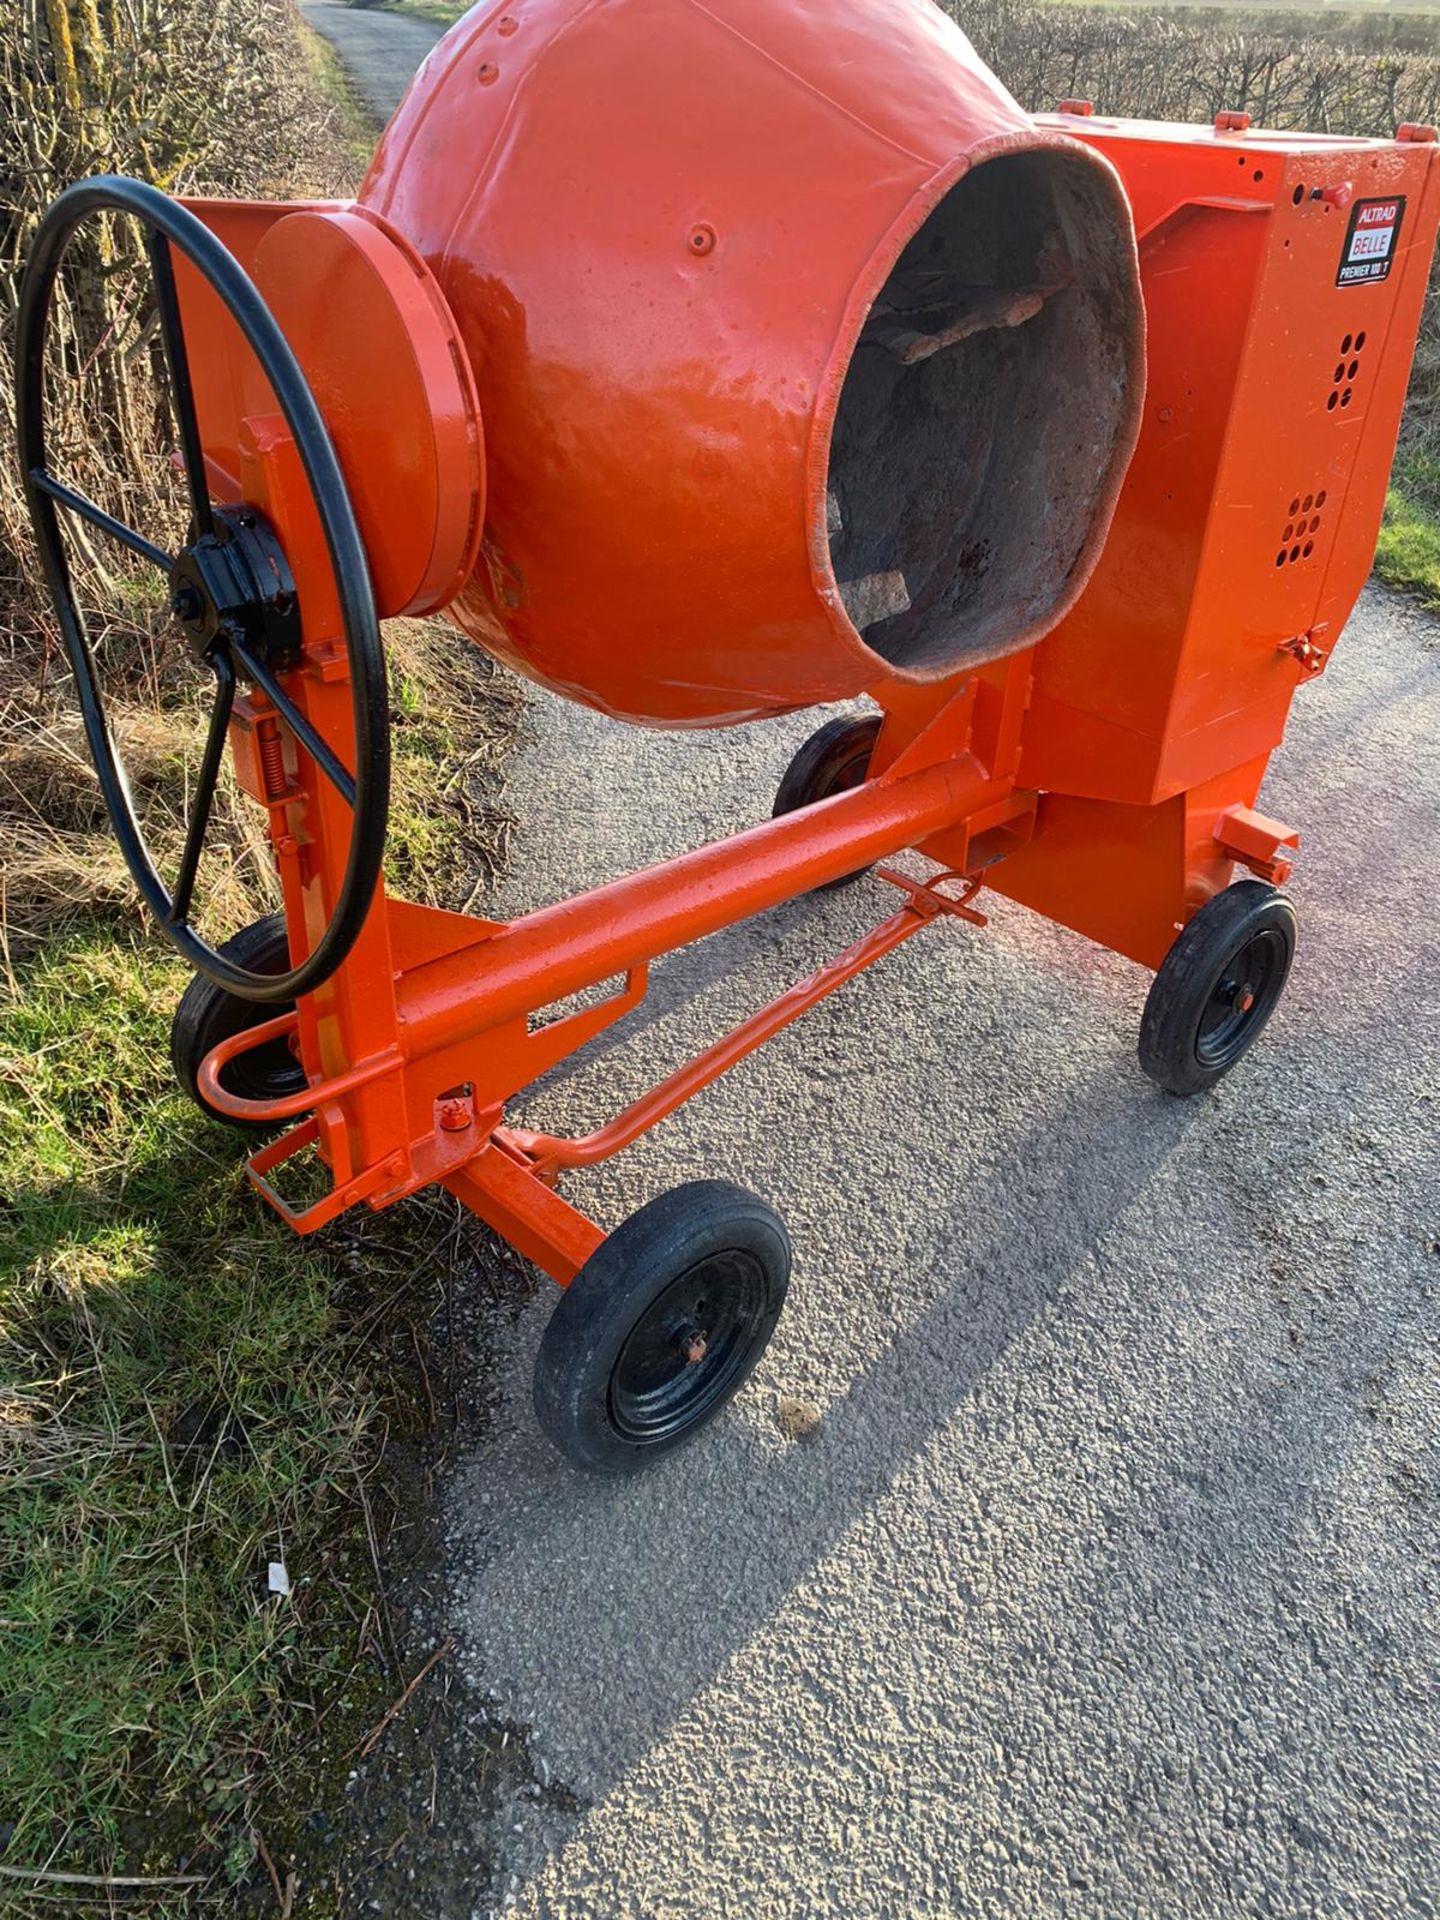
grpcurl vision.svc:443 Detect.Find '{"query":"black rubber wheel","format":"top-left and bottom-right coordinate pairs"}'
top-left (169, 913), bottom-right (306, 1129)
top-left (772, 713), bottom-right (882, 890)
top-left (1139, 880), bottom-right (1298, 1097)
top-left (533, 1181), bottom-right (791, 1475)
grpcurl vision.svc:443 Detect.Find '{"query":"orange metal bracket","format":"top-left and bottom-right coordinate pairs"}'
top-left (502, 871), bottom-right (985, 1180)
top-left (1280, 624), bottom-right (1332, 678)
top-left (246, 1116), bottom-right (403, 1235)
top-left (1214, 805), bottom-right (1300, 886)
top-left (444, 1143), bottom-right (606, 1286)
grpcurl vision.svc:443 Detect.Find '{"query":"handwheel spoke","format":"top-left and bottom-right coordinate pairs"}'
top-left (229, 637), bottom-right (357, 807)
top-left (146, 230), bottom-right (215, 539)
top-left (168, 652), bottom-right (236, 927)
top-left (28, 468), bottom-right (173, 571)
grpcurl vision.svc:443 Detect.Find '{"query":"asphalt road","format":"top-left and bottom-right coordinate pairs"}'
top-left (300, 0), bottom-right (445, 122)
top-left (463, 585), bottom-right (1439, 1920)
top-left (294, 10), bottom-right (1440, 1915)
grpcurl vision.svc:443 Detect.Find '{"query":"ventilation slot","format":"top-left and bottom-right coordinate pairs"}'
top-left (1275, 489), bottom-right (1327, 568)
top-left (1326, 328), bottom-right (1367, 413)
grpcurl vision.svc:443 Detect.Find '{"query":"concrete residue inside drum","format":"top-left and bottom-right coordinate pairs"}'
top-left (826, 149), bottom-right (1138, 675)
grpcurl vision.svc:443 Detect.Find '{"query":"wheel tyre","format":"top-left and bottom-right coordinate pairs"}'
top-left (533, 1180), bottom-right (792, 1476)
top-left (1138, 880), bottom-right (1298, 1097)
top-left (772, 713), bottom-right (882, 890)
top-left (169, 914), bottom-right (306, 1129)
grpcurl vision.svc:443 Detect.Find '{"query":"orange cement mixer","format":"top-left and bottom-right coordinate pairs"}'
top-left (16, 0), bottom-right (1439, 1471)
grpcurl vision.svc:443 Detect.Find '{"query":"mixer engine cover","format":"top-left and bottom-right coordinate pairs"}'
top-left (361, 0), bottom-right (1145, 726)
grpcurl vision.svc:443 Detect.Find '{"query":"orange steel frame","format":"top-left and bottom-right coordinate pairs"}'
top-left (195, 113), bottom-right (1440, 1282)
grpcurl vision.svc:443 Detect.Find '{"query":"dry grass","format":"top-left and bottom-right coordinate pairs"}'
top-left (0, 0), bottom-right (523, 959)
top-left (1, 0), bottom-right (360, 631)
top-left (0, 617), bottom-right (522, 961)
top-left (0, 662), bottom-right (276, 955)
top-left (0, 0), bottom-right (385, 955)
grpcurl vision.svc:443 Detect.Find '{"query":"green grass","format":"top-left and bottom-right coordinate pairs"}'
top-left (0, 0), bottom-right (513, 1894)
top-left (0, 620), bottom-right (518, 1904)
top-left (0, 931), bottom-right (365, 1896)
top-left (386, 0), bottom-right (470, 26)
top-left (1374, 448), bottom-right (1440, 609)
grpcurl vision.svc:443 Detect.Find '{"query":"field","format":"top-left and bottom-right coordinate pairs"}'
top-left (1052, 0), bottom-right (1440, 16)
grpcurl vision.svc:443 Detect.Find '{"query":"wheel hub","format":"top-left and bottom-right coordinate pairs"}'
top-left (609, 1252), bottom-right (765, 1444)
top-left (1197, 926), bottom-right (1290, 1069)
top-left (168, 506), bottom-right (301, 669)
top-left (673, 1320), bottom-right (709, 1366)
top-left (1218, 974), bottom-right (1258, 1014)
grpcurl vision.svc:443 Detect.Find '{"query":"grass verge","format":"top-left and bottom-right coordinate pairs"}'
top-left (3, 0), bottom-right (524, 1894)
top-left (1, 931), bottom-right (369, 1892)
top-left (296, 17), bottom-right (381, 176)
top-left (1374, 448), bottom-right (1440, 610)
top-left (0, 623), bottom-right (520, 1910)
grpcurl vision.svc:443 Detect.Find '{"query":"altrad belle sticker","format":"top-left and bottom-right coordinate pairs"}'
top-left (1337, 197), bottom-right (1406, 288)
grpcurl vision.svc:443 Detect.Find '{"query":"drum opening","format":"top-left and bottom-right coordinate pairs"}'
top-left (825, 147), bottom-right (1139, 675)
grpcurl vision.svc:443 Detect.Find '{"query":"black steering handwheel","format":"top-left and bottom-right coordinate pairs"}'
top-left (16, 174), bottom-right (389, 1004)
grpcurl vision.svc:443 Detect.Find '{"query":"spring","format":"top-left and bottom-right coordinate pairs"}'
top-left (257, 722), bottom-right (288, 802)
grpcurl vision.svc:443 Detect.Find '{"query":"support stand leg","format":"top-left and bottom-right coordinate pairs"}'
top-left (444, 1145), bottom-right (605, 1286)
